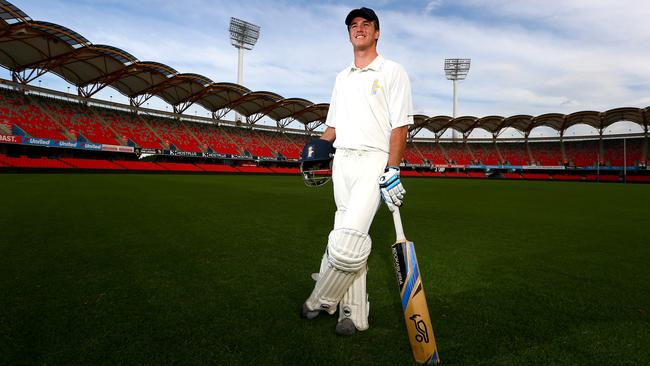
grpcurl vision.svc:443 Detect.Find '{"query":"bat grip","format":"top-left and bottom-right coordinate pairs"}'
top-left (391, 207), bottom-right (407, 242)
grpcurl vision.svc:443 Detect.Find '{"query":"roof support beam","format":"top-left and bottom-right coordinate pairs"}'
top-left (130, 94), bottom-right (154, 108)
top-left (246, 113), bottom-right (265, 125)
top-left (78, 83), bottom-right (108, 98)
top-left (174, 101), bottom-right (194, 115)
top-left (277, 117), bottom-right (295, 129)
top-left (12, 68), bottom-right (48, 84)
top-left (304, 120), bottom-right (324, 131)
top-left (434, 129), bottom-right (447, 143)
top-left (213, 108), bottom-right (231, 120)
top-left (408, 126), bottom-right (422, 141)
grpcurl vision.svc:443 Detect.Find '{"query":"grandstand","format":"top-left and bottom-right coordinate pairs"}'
top-left (0, 0), bottom-right (648, 183)
top-left (1, 82), bottom-right (648, 182)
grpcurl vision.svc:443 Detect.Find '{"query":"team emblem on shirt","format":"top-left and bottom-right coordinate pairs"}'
top-left (370, 79), bottom-right (381, 95)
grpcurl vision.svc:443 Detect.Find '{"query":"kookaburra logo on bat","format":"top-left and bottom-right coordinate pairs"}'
top-left (409, 314), bottom-right (430, 343)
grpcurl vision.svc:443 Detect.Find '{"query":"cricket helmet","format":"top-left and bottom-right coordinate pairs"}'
top-left (300, 138), bottom-right (335, 187)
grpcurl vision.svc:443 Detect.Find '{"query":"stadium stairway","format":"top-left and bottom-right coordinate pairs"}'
top-left (29, 95), bottom-right (77, 141)
top-left (89, 107), bottom-right (124, 145)
top-left (218, 126), bottom-right (246, 156)
top-left (141, 117), bottom-right (170, 149)
top-left (184, 123), bottom-right (208, 153)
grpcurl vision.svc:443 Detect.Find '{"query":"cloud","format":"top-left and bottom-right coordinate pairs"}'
top-left (424, 0), bottom-right (444, 14)
top-left (8, 0), bottom-right (650, 134)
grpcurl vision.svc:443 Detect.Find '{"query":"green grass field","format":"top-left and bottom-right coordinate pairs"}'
top-left (1, 174), bottom-right (649, 365)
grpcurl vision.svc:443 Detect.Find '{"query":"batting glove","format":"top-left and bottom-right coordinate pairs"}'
top-left (378, 166), bottom-right (405, 209)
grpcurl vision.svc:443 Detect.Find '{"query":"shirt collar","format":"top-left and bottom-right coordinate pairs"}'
top-left (349, 54), bottom-right (384, 72)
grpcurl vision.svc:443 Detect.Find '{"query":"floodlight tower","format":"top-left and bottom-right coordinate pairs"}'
top-left (444, 58), bottom-right (471, 140)
top-left (229, 17), bottom-right (260, 121)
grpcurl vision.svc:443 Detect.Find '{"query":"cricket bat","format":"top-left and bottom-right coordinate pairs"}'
top-left (391, 207), bottom-right (440, 365)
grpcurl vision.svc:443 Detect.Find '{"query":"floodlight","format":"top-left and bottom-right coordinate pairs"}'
top-left (229, 17), bottom-right (260, 122)
top-left (229, 17), bottom-right (260, 51)
top-left (444, 58), bottom-right (471, 82)
top-left (444, 58), bottom-right (471, 140)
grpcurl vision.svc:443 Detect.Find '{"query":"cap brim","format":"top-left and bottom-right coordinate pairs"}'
top-left (345, 10), bottom-right (374, 25)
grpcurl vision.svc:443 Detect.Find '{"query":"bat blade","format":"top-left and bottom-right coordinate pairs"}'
top-left (392, 240), bottom-right (440, 365)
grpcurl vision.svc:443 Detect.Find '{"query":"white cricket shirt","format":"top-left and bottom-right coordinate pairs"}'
top-left (325, 55), bottom-right (414, 153)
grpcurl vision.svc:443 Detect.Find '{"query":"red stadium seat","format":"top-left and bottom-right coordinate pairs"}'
top-left (552, 174), bottom-right (583, 181)
top-left (403, 143), bottom-right (425, 164)
top-left (0, 155), bottom-right (71, 169)
top-left (469, 143), bottom-right (500, 165)
top-left (113, 160), bottom-right (165, 171)
top-left (270, 167), bottom-right (300, 174)
top-left (420, 171), bottom-right (444, 177)
top-left (626, 175), bottom-right (650, 182)
top-left (602, 138), bottom-right (644, 166)
top-left (59, 158), bottom-right (125, 170)
top-left (236, 166), bottom-right (273, 173)
top-left (586, 174), bottom-right (620, 182)
top-left (443, 144), bottom-right (472, 165)
top-left (564, 140), bottom-right (598, 167)
top-left (400, 170), bottom-right (420, 177)
top-left (522, 173), bottom-right (552, 180)
top-left (502, 172), bottom-right (521, 179)
top-left (499, 143), bottom-right (529, 165)
top-left (445, 172), bottom-right (468, 178)
top-left (417, 142), bottom-right (447, 165)
top-left (194, 164), bottom-right (239, 172)
top-left (156, 162), bottom-right (204, 171)
top-left (528, 141), bottom-right (562, 166)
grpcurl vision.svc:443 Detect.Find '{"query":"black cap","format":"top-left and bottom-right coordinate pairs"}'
top-left (345, 7), bottom-right (379, 29)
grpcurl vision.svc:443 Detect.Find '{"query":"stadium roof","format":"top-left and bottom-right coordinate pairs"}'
top-left (146, 73), bottom-right (214, 107)
top-left (0, 0), bottom-right (31, 25)
top-left (409, 107), bottom-right (649, 139)
top-left (43, 44), bottom-right (138, 88)
top-left (0, 0), bottom-right (647, 136)
top-left (188, 82), bottom-right (251, 117)
top-left (292, 103), bottom-right (329, 131)
top-left (0, 21), bottom-right (90, 79)
top-left (104, 61), bottom-right (179, 98)
top-left (229, 91), bottom-right (283, 122)
top-left (263, 98), bottom-right (313, 125)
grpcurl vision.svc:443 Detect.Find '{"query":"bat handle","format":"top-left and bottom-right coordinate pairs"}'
top-left (391, 207), bottom-right (407, 242)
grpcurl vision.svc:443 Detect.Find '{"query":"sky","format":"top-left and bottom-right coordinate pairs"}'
top-left (4, 0), bottom-right (650, 137)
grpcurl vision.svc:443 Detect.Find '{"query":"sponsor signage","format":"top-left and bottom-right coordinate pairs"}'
top-left (23, 137), bottom-right (53, 146)
top-left (19, 137), bottom-right (107, 152)
top-left (523, 165), bottom-right (566, 170)
top-left (135, 148), bottom-right (162, 155)
top-left (102, 144), bottom-right (134, 153)
top-left (169, 150), bottom-right (200, 157)
top-left (201, 152), bottom-right (226, 158)
top-left (56, 140), bottom-right (79, 148)
top-left (0, 134), bottom-right (20, 144)
top-left (81, 143), bottom-right (102, 151)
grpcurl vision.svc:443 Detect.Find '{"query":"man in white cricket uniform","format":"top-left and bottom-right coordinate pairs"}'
top-left (301, 7), bottom-right (414, 336)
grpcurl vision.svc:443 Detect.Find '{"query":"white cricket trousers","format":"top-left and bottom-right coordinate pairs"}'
top-left (332, 148), bottom-right (388, 232)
